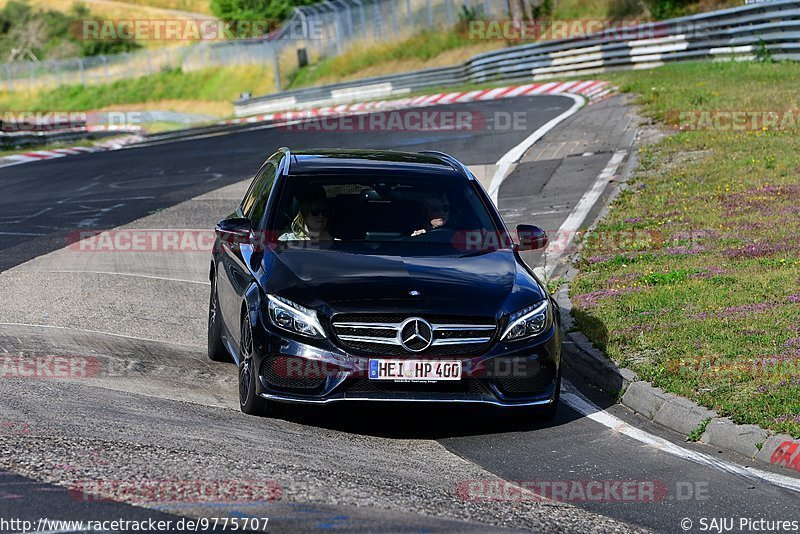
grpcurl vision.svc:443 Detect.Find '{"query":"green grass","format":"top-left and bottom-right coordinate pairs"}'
top-left (688, 418), bottom-right (712, 442)
top-left (288, 29), bottom-right (484, 89)
top-left (0, 65), bottom-right (275, 115)
top-left (570, 61), bottom-right (800, 438)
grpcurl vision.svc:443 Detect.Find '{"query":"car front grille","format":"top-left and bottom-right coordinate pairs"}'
top-left (492, 357), bottom-right (556, 397)
top-left (261, 356), bottom-right (328, 392)
top-left (331, 313), bottom-right (497, 356)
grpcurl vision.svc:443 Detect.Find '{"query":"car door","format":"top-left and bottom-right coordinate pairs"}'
top-left (217, 160), bottom-right (278, 348)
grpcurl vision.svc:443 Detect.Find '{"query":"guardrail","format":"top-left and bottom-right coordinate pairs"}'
top-left (235, 0), bottom-right (800, 117)
top-left (0, 115), bottom-right (143, 149)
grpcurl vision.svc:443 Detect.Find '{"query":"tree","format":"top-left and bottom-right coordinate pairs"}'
top-left (211, 0), bottom-right (318, 28)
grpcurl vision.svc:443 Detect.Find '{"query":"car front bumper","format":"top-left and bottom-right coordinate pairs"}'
top-left (251, 314), bottom-right (561, 407)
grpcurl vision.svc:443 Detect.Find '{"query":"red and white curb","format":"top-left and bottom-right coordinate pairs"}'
top-left (225, 80), bottom-right (615, 126)
top-left (0, 134), bottom-right (143, 169)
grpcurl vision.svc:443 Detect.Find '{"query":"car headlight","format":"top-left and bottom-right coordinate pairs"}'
top-left (501, 300), bottom-right (552, 342)
top-left (267, 295), bottom-right (326, 339)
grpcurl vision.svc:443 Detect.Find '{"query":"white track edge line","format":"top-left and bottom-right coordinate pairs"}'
top-left (486, 93), bottom-right (585, 205)
top-left (561, 387), bottom-right (800, 494)
top-left (544, 149), bottom-right (627, 278)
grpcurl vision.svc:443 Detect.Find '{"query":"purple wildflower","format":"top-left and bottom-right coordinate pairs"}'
top-left (722, 242), bottom-right (792, 259)
top-left (573, 287), bottom-right (643, 308)
top-left (691, 302), bottom-right (777, 320)
top-left (665, 244), bottom-right (707, 256)
top-left (774, 415), bottom-right (800, 425)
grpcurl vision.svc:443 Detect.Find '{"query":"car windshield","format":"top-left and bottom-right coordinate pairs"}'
top-left (269, 174), bottom-right (505, 250)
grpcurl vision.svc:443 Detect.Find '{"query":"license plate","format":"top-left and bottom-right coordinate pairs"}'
top-left (368, 359), bottom-right (462, 381)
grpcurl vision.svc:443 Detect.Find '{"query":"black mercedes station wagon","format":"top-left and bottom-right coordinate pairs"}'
top-left (208, 148), bottom-right (562, 418)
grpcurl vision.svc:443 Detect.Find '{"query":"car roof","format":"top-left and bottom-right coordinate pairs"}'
top-left (285, 149), bottom-right (471, 179)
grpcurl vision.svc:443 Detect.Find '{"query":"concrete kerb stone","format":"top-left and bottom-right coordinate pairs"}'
top-left (653, 396), bottom-right (717, 438)
top-left (621, 382), bottom-right (672, 420)
top-left (756, 435), bottom-right (800, 472)
top-left (700, 418), bottom-right (771, 460)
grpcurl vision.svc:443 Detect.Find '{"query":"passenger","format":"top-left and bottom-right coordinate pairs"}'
top-left (411, 193), bottom-right (450, 237)
top-left (278, 190), bottom-right (333, 241)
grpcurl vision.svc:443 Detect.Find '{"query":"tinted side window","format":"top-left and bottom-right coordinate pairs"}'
top-left (241, 163), bottom-right (277, 227)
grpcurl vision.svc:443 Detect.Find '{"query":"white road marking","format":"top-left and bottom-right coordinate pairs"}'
top-left (543, 149), bottom-right (627, 278)
top-left (0, 231), bottom-right (47, 236)
top-left (487, 93), bottom-right (585, 204)
top-left (561, 385), bottom-right (800, 494)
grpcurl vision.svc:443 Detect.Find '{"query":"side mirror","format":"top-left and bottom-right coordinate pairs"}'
top-left (516, 224), bottom-right (548, 251)
top-left (215, 218), bottom-right (253, 246)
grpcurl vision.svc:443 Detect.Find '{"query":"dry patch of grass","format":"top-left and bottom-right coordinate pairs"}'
top-left (0, 0), bottom-right (214, 49)
top-left (0, 65), bottom-right (272, 115)
top-left (94, 98), bottom-right (231, 117)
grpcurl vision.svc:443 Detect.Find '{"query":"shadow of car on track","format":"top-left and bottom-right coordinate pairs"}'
top-left (250, 398), bottom-right (584, 440)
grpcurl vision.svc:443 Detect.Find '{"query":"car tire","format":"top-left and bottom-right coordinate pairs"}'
top-left (238, 312), bottom-right (271, 416)
top-left (207, 281), bottom-right (230, 362)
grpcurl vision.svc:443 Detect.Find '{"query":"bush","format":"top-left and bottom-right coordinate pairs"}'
top-left (607, 0), bottom-right (646, 20)
top-left (210, 0), bottom-right (318, 27)
top-left (645, 0), bottom-right (693, 19)
top-left (0, 1), bottom-right (139, 62)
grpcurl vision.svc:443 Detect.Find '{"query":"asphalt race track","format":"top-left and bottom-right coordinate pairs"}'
top-left (0, 94), bottom-right (798, 532)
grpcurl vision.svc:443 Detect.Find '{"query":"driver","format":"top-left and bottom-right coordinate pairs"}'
top-left (411, 192), bottom-right (450, 237)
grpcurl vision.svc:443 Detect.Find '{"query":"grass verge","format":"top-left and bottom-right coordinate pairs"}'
top-left (570, 61), bottom-right (800, 438)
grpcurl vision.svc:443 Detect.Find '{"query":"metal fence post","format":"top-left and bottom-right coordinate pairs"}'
top-left (426, 0), bottom-right (433, 27)
top-left (356, 0), bottom-right (367, 35)
top-left (79, 58), bottom-right (85, 85)
top-left (373, 0), bottom-right (383, 38)
top-left (390, 0), bottom-right (399, 34)
top-left (333, 9), bottom-right (344, 53)
top-left (341, 0), bottom-right (354, 38)
top-left (271, 46), bottom-right (281, 91)
top-left (446, 0), bottom-right (454, 27)
top-left (406, 0), bottom-right (412, 27)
